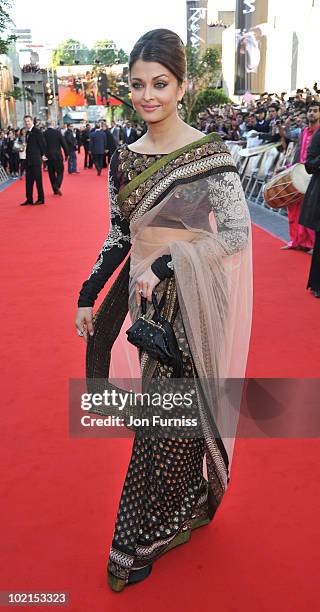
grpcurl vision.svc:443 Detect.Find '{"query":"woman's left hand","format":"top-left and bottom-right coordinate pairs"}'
top-left (136, 266), bottom-right (160, 305)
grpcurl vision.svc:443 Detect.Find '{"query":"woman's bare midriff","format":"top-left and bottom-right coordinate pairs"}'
top-left (137, 226), bottom-right (199, 245)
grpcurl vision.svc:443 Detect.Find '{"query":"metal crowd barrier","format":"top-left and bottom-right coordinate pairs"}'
top-left (226, 141), bottom-right (298, 218)
top-left (0, 164), bottom-right (9, 185)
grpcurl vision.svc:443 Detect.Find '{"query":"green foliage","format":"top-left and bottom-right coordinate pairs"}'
top-left (0, 0), bottom-right (16, 54)
top-left (52, 39), bottom-right (91, 69)
top-left (91, 40), bottom-right (116, 65)
top-left (183, 46), bottom-right (224, 123)
top-left (4, 85), bottom-right (35, 103)
top-left (117, 48), bottom-right (129, 64)
top-left (186, 46), bottom-right (220, 82)
top-left (194, 87), bottom-right (231, 115)
top-left (5, 84), bottom-right (22, 100)
top-left (52, 39), bottom-right (128, 69)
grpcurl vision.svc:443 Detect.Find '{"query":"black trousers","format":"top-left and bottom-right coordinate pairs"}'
top-left (93, 153), bottom-right (104, 172)
top-left (83, 146), bottom-right (89, 168)
top-left (19, 159), bottom-right (27, 176)
top-left (307, 229), bottom-right (320, 290)
top-left (47, 158), bottom-right (64, 193)
top-left (26, 163), bottom-right (44, 202)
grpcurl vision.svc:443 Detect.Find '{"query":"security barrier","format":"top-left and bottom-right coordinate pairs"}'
top-left (227, 141), bottom-right (299, 218)
top-left (0, 164), bottom-right (9, 185)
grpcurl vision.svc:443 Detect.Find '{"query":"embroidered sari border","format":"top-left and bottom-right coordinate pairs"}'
top-left (117, 131), bottom-right (223, 205)
top-left (130, 154), bottom-right (237, 223)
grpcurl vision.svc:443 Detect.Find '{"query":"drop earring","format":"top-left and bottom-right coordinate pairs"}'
top-left (177, 101), bottom-right (183, 110)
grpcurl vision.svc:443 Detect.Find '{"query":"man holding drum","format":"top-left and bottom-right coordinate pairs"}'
top-left (281, 103), bottom-right (320, 252)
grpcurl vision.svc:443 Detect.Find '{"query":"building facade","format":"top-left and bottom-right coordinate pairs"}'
top-left (221, 0), bottom-right (320, 98)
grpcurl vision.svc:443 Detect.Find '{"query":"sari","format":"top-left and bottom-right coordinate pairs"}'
top-left (85, 132), bottom-right (253, 582)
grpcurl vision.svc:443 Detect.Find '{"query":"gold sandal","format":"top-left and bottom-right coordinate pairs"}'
top-left (108, 563), bottom-right (153, 592)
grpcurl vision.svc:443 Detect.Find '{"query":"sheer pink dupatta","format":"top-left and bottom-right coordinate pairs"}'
top-left (110, 169), bottom-right (252, 474)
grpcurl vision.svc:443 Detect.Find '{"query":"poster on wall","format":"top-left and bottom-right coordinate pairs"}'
top-left (56, 65), bottom-right (110, 107)
top-left (234, 0), bottom-right (270, 95)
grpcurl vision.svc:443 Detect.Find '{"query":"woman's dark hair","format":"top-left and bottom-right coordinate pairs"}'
top-left (129, 29), bottom-right (187, 85)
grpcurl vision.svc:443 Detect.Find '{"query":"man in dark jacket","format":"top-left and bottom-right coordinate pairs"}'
top-left (81, 124), bottom-right (91, 168)
top-left (89, 123), bottom-right (107, 175)
top-left (253, 108), bottom-right (270, 133)
top-left (65, 124), bottom-right (78, 174)
top-left (299, 118), bottom-right (320, 297)
top-left (44, 121), bottom-right (69, 195)
top-left (21, 114), bottom-right (47, 205)
top-left (105, 127), bottom-right (117, 163)
top-left (122, 120), bottom-right (138, 144)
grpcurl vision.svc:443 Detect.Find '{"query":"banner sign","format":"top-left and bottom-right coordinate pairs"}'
top-left (186, 0), bottom-right (208, 50)
top-left (234, 0), bottom-right (269, 95)
top-left (56, 65), bottom-right (110, 107)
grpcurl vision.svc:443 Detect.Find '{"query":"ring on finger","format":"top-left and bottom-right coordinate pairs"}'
top-left (77, 330), bottom-right (84, 337)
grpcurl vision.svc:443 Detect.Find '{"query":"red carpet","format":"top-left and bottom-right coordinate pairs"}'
top-left (1, 162), bottom-right (320, 611)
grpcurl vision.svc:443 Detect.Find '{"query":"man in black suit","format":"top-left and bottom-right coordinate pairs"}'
top-left (81, 123), bottom-right (91, 169)
top-left (89, 123), bottom-right (107, 175)
top-left (21, 115), bottom-right (47, 205)
top-left (44, 121), bottom-right (69, 196)
top-left (122, 120), bottom-right (138, 144)
top-left (65, 124), bottom-right (79, 174)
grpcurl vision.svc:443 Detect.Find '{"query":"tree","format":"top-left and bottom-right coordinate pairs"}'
top-left (117, 48), bottom-right (128, 65)
top-left (91, 40), bottom-right (117, 66)
top-left (6, 85), bottom-right (35, 104)
top-left (52, 39), bottom-right (91, 68)
top-left (0, 0), bottom-right (16, 54)
top-left (183, 46), bottom-right (221, 124)
top-left (52, 39), bottom-right (129, 69)
top-left (193, 87), bottom-right (231, 115)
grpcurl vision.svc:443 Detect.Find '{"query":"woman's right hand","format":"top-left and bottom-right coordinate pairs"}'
top-left (75, 307), bottom-right (94, 342)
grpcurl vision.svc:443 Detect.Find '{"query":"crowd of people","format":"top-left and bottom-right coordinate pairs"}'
top-left (21, 63), bottom-right (44, 73)
top-left (196, 87), bottom-right (320, 150)
top-left (0, 127), bottom-right (27, 179)
top-left (0, 115), bottom-right (148, 204)
top-left (194, 87), bottom-right (320, 299)
top-left (0, 118), bottom-right (146, 180)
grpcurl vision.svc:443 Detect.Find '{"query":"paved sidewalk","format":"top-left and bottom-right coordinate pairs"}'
top-left (0, 177), bottom-right (19, 193)
top-left (248, 200), bottom-right (290, 243)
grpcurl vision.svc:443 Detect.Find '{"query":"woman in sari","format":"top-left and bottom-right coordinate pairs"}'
top-left (75, 29), bottom-right (253, 592)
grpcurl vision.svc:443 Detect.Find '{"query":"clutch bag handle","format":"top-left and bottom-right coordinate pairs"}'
top-left (141, 292), bottom-right (166, 319)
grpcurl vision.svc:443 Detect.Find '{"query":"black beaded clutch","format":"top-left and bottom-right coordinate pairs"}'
top-left (126, 292), bottom-right (183, 377)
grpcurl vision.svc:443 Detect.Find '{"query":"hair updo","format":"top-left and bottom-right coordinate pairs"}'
top-left (129, 29), bottom-right (187, 85)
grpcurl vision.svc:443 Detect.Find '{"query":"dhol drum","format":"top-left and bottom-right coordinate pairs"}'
top-left (263, 163), bottom-right (311, 209)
